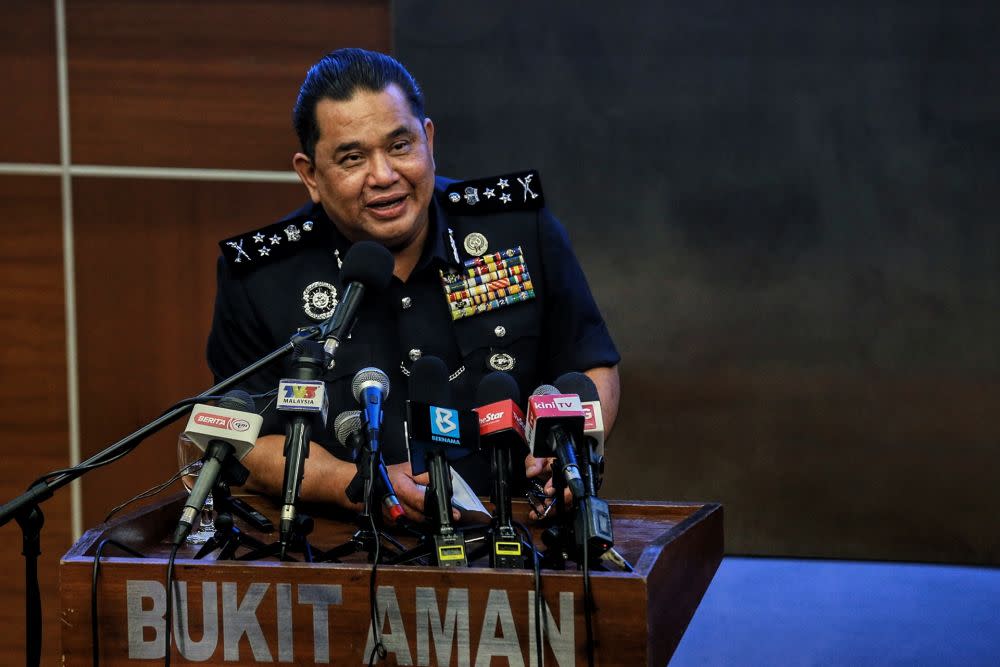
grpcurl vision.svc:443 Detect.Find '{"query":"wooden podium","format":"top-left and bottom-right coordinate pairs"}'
top-left (60, 496), bottom-right (722, 666)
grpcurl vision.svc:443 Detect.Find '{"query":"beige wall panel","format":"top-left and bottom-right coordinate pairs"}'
top-left (0, 176), bottom-right (70, 665)
top-left (67, 0), bottom-right (392, 170)
top-left (73, 178), bottom-right (307, 528)
top-left (0, 1), bottom-right (60, 163)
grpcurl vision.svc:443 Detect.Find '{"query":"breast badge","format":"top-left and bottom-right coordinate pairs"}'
top-left (439, 246), bottom-right (536, 321)
top-left (302, 281), bottom-right (338, 321)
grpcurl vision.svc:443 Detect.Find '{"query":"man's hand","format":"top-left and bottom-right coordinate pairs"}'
top-left (524, 454), bottom-right (572, 520)
top-left (386, 461), bottom-right (428, 522)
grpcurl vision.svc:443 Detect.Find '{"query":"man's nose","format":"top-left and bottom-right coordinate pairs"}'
top-left (368, 153), bottom-right (400, 187)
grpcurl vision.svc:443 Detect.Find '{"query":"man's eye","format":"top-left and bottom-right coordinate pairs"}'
top-left (391, 141), bottom-right (411, 152)
top-left (340, 154), bottom-right (363, 165)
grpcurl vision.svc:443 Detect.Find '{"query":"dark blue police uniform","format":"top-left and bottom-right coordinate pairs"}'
top-left (207, 171), bottom-right (619, 494)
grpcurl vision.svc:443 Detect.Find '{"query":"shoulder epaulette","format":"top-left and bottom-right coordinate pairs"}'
top-left (219, 214), bottom-right (329, 276)
top-left (441, 169), bottom-right (545, 215)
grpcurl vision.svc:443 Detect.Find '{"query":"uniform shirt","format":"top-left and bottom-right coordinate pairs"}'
top-left (207, 173), bottom-right (619, 494)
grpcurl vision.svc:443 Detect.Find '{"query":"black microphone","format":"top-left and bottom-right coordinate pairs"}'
top-left (335, 410), bottom-right (405, 522)
top-left (553, 372), bottom-right (615, 559)
top-left (475, 371), bottom-right (527, 568)
top-left (173, 390), bottom-right (261, 545)
top-left (553, 372), bottom-right (604, 493)
top-left (408, 355), bottom-right (468, 567)
top-left (276, 340), bottom-right (329, 557)
top-left (319, 241), bottom-right (394, 361)
top-left (528, 384), bottom-right (585, 499)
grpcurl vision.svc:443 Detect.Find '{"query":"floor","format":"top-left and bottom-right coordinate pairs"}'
top-left (670, 557), bottom-right (1000, 666)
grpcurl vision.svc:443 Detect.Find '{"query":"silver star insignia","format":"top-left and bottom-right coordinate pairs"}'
top-left (259, 246), bottom-right (270, 257)
top-left (484, 188), bottom-right (496, 198)
top-left (269, 234), bottom-right (281, 245)
top-left (253, 232), bottom-right (266, 244)
top-left (500, 193), bottom-right (512, 204)
top-left (497, 178), bottom-right (509, 189)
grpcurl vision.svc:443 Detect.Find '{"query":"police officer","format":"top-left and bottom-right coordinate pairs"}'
top-left (207, 48), bottom-right (620, 521)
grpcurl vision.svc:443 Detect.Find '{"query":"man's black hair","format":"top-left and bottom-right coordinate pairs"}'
top-left (293, 48), bottom-right (426, 160)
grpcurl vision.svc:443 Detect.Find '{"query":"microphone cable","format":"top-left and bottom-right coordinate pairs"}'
top-left (163, 540), bottom-right (182, 667)
top-left (514, 520), bottom-right (545, 667)
top-left (366, 443), bottom-right (388, 666)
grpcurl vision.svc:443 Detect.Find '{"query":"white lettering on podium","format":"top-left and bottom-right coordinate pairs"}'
top-left (173, 581), bottom-right (219, 661)
top-left (127, 580), bottom-right (343, 661)
top-left (299, 583), bottom-right (344, 663)
top-left (125, 580), bottom-right (573, 664)
top-left (364, 586), bottom-right (413, 664)
top-left (476, 589), bottom-right (523, 667)
top-left (127, 580), bottom-right (166, 659)
top-left (415, 587), bottom-right (470, 666)
top-left (528, 591), bottom-right (575, 667)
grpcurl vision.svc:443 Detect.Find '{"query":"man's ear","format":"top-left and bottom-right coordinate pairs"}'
top-left (423, 117), bottom-right (435, 169)
top-left (293, 152), bottom-right (321, 203)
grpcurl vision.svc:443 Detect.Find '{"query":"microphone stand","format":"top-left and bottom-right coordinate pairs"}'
top-left (0, 324), bottom-right (333, 667)
top-left (389, 450), bottom-right (472, 567)
top-left (489, 445), bottom-right (526, 568)
top-left (320, 433), bottom-right (406, 562)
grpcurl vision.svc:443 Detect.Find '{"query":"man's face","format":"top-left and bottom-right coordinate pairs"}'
top-left (293, 84), bottom-right (436, 252)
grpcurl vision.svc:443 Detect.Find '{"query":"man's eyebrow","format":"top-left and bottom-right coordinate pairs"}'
top-left (387, 125), bottom-right (414, 140)
top-left (333, 140), bottom-right (362, 155)
top-left (332, 126), bottom-right (414, 155)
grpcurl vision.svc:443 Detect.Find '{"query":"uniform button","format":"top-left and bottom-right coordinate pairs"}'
top-left (494, 326), bottom-right (506, 338)
top-left (401, 296), bottom-right (412, 309)
top-left (409, 348), bottom-right (422, 361)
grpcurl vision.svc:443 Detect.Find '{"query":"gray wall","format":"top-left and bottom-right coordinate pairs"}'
top-left (396, 1), bottom-right (1000, 564)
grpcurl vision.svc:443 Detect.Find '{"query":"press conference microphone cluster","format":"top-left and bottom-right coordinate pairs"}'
top-left (173, 390), bottom-right (262, 546)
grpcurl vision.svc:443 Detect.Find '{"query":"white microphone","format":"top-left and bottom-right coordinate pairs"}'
top-left (173, 390), bottom-right (262, 545)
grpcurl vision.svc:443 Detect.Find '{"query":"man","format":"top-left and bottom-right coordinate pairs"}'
top-left (207, 48), bottom-right (619, 521)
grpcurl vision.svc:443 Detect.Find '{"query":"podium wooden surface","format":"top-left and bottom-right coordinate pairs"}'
top-left (60, 495), bottom-right (722, 666)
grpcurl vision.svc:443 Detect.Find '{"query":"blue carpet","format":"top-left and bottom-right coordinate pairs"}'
top-left (670, 557), bottom-right (1000, 666)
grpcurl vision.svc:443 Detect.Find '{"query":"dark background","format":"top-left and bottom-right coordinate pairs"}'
top-left (395, 1), bottom-right (1000, 564)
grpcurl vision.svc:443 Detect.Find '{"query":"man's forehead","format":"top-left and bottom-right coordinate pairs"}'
top-left (315, 86), bottom-right (420, 135)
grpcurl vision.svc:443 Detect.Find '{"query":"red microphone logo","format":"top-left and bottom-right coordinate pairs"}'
top-left (194, 412), bottom-right (251, 432)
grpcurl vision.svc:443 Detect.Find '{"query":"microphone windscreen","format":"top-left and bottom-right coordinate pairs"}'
top-left (530, 384), bottom-right (559, 397)
top-left (218, 389), bottom-right (255, 413)
top-left (476, 371), bottom-right (521, 405)
top-left (553, 372), bottom-right (599, 402)
top-left (334, 410), bottom-right (362, 447)
top-left (351, 367), bottom-right (390, 402)
top-left (409, 355), bottom-right (451, 405)
top-left (340, 240), bottom-right (394, 290)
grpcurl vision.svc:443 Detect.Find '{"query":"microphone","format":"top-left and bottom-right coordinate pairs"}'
top-left (553, 372), bottom-right (614, 559)
top-left (319, 241), bottom-right (394, 361)
top-left (406, 355), bottom-right (471, 566)
top-left (335, 410), bottom-right (405, 522)
top-left (276, 340), bottom-right (330, 557)
top-left (173, 390), bottom-right (262, 545)
top-left (526, 385), bottom-right (586, 499)
top-left (352, 367), bottom-right (389, 454)
top-left (553, 372), bottom-right (605, 491)
top-left (474, 371), bottom-right (527, 568)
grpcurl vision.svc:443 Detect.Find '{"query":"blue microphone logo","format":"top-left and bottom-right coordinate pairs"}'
top-left (430, 406), bottom-right (461, 445)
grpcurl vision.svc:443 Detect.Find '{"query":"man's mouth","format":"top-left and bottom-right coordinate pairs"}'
top-left (366, 194), bottom-right (408, 211)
